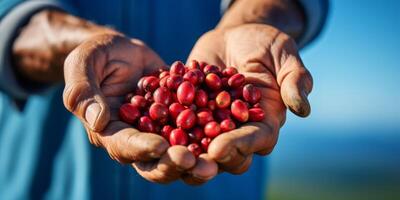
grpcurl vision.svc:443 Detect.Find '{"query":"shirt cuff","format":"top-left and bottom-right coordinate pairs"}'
top-left (296, 0), bottom-right (329, 48)
top-left (0, 0), bottom-right (74, 100)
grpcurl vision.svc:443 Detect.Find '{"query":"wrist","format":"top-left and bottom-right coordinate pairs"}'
top-left (12, 10), bottom-right (119, 84)
top-left (217, 0), bottom-right (305, 40)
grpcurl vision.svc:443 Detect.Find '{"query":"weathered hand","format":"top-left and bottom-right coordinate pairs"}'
top-left (63, 34), bottom-right (197, 183)
top-left (186, 24), bottom-right (313, 177)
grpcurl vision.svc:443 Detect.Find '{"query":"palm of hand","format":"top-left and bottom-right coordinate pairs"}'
top-left (188, 24), bottom-right (312, 174)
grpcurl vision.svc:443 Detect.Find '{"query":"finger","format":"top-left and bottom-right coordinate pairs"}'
top-left (132, 146), bottom-right (196, 183)
top-left (94, 121), bottom-right (169, 163)
top-left (130, 39), bottom-right (166, 75)
top-left (208, 122), bottom-right (278, 169)
top-left (186, 31), bottom-right (226, 67)
top-left (63, 46), bottom-right (110, 132)
top-left (182, 154), bottom-right (219, 185)
top-left (277, 51), bottom-right (313, 118)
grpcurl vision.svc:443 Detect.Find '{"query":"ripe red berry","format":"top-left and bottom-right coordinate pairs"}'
top-left (159, 71), bottom-right (170, 79)
top-left (169, 102), bottom-right (185, 119)
top-left (196, 109), bottom-right (214, 126)
top-left (243, 84), bottom-right (262, 104)
top-left (137, 77), bottom-right (146, 93)
top-left (161, 125), bottom-right (174, 140)
top-left (177, 81), bottom-right (195, 105)
top-left (166, 74), bottom-right (184, 90)
top-left (195, 89), bottom-right (208, 108)
top-left (169, 128), bottom-right (189, 146)
top-left (228, 73), bottom-right (245, 88)
top-left (142, 76), bottom-right (159, 92)
top-left (207, 100), bottom-right (217, 111)
top-left (193, 69), bottom-right (205, 84)
top-left (199, 61), bottom-right (208, 71)
top-left (159, 75), bottom-right (169, 87)
top-left (222, 67), bottom-right (238, 77)
top-left (144, 92), bottom-right (153, 103)
top-left (170, 61), bottom-right (186, 75)
top-left (200, 137), bottom-right (211, 151)
top-left (231, 100), bottom-right (249, 122)
top-left (215, 91), bottom-right (231, 109)
top-left (253, 103), bottom-right (261, 108)
top-left (138, 116), bottom-right (156, 133)
top-left (205, 73), bottom-right (222, 91)
top-left (149, 102), bottom-right (169, 123)
top-left (119, 103), bottom-right (141, 124)
top-left (183, 69), bottom-right (200, 85)
top-left (187, 60), bottom-right (200, 70)
top-left (220, 119), bottom-right (236, 132)
top-left (176, 109), bottom-right (196, 129)
top-left (204, 121), bottom-right (221, 138)
top-left (203, 64), bottom-right (220, 74)
top-left (248, 108), bottom-right (265, 122)
top-left (188, 127), bottom-right (205, 143)
top-left (153, 87), bottom-right (172, 105)
top-left (188, 143), bottom-right (203, 157)
top-left (130, 95), bottom-right (147, 109)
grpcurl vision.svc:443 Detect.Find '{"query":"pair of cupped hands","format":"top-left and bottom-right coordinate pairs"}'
top-left (63, 24), bottom-right (313, 185)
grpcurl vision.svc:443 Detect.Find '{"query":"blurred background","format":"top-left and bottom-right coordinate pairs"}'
top-left (266, 1), bottom-right (400, 199)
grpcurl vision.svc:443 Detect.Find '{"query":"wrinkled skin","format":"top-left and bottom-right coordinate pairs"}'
top-left (183, 24), bottom-right (313, 184)
top-left (62, 34), bottom-right (217, 184)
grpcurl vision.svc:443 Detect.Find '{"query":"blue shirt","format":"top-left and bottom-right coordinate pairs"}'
top-left (0, 0), bottom-right (328, 199)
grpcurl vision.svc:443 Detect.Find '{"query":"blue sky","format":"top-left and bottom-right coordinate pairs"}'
top-left (288, 0), bottom-right (400, 131)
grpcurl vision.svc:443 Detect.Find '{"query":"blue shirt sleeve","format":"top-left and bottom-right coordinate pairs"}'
top-left (0, 0), bottom-right (73, 100)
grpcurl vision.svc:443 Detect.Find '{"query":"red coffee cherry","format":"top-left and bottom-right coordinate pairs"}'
top-left (205, 73), bottom-right (222, 91)
top-left (220, 119), bottom-right (236, 132)
top-left (170, 61), bottom-right (186, 75)
top-left (149, 103), bottom-right (169, 124)
top-left (142, 76), bottom-right (159, 92)
top-left (215, 91), bottom-right (231, 109)
top-left (159, 71), bottom-right (170, 79)
top-left (207, 100), bottom-right (217, 111)
top-left (248, 108), bottom-right (265, 122)
top-left (159, 75), bottom-right (169, 87)
top-left (188, 143), bottom-right (203, 157)
top-left (231, 99), bottom-right (249, 122)
top-left (176, 109), bottom-right (196, 129)
top-left (138, 116), bottom-right (156, 133)
top-left (130, 95), bottom-right (147, 109)
top-left (204, 121), bottom-right (221, 138)
top-left (243, 84), bottom-right (261, 104)
top-left (222, 67), bottom-right (238, 77)
top-left (228, 73), bottom-right (245, 88)
top-left (188, 126), bottom-right (205, 143)
top-left (203, 64), bottom-right (220, 74)
top-left (169, 102), bottom-right (185, 120)
top-left (183, 69), bottom-right (200, 85)
top-left (166, 74), bottom-right (184, 90)
top-left (161, 125), bottom-right (174, 140)
top-left (177, 81), bottom-right (195, 105)
top-left (153, 87), bottom-right (172, 105)
top-left (196, 109), bottom-right (214, 126)
top-left (169, 128), bottom-right (189, 146)
top-left (195, 89), bottom-right (208, 108)
top-left (119, 103), bottom-right (141, 124)
top-left (187, 60), bottom-right (200, 70)
top-left (200, 137), bottom-right (211, 151)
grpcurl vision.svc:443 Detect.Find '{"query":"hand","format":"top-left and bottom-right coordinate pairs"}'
top-left (186, 24), bottom-right (313, 177)
top-left (63, 34), bottom-right (198, 183)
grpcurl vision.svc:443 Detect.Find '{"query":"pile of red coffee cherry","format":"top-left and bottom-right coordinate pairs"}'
top-left (119, 60), bottom-right (265, 157)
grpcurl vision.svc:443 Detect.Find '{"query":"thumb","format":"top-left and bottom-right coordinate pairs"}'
top-left (277, 55), bottom-right (313, 117)
top-left (63, 48), bottom-right (110, 132)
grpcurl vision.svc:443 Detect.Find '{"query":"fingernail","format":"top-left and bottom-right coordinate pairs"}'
top-left (218, 155), bottom-right (232, 163)
top-left (86, 103), bottom-right (101, 129)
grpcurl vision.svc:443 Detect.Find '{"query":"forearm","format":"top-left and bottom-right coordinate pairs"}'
top-left (217, 0), bottom-right (305, 39)
top-left (11, 10), bottom-right (118, 83)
